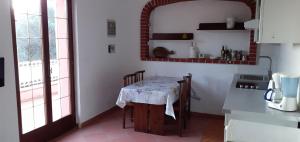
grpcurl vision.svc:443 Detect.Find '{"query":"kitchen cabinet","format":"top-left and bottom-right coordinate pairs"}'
top-left (225, 116), bottom-right (300, 142)
top-left (257, 0), bottom-right (300, 43)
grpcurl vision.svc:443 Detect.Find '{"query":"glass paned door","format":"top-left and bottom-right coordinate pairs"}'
top-left (13, 0), bottom-right (46, 134)
top-left (11, 0), bottom-right (75, 140)
top-left (47, 0), bottom-right (71, 121)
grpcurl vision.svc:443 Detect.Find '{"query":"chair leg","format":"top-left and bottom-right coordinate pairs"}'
top-left (131, 107), bottom-right (134, 122)
top-left (179, 121), bottom-right (182, 137)
top-left (188, 98), bottom-right (191, 119)
top-left (178, 115), bottom-right (182, 137)
top-left (123, 108), bottom-right (126, 129)
top-left (184, 115), bottom-right (187, 129)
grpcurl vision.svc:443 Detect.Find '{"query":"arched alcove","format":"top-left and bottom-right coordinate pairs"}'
top-left (140, 0), bottom-right (257, 65)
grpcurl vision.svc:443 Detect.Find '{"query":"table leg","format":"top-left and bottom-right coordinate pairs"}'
top-left (133, 103), bottom-right (148, 133)
top-left (149, 105), bottom-right (165, 135)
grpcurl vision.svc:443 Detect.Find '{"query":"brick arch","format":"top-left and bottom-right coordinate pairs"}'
top-left (141, 0), bottom-right (257, 65)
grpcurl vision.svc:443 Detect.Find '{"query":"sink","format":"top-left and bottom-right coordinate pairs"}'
top-left (236, 81), bottom-right (269, 90)
top-left (239, 74), bottom-right (269, 81)
top-left (236, 74), bottom-right (269, 90)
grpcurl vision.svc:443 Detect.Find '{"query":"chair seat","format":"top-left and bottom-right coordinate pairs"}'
top-left (127, 102), bottom-right (134, 106)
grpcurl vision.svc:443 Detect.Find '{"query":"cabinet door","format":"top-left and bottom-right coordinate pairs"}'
top-left (225, 119), bottom-right (300, 142)
top-left (259, 0), bottom-right (294, 43)
top-left (292, 0), bottom-right (300, 43)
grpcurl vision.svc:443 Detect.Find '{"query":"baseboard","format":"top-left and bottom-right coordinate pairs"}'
top-left (79, 107), bottom-right (223, 128)
top-left (80, 106), bottom-right (119, 128)
top-left (191, 112), bottom-right (225, 120)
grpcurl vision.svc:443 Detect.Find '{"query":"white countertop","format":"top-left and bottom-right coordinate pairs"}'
top-left (223, 74), bottom-right (300, 123)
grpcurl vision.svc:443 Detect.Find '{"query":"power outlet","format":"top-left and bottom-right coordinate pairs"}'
top-left (108, 44), bottom-right (116, 54)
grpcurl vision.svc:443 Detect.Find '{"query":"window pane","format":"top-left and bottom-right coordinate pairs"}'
top-left (20, 90), bottom-right (33, 110)
top-left (29, 38), bottom-right (42, 61)
top-left (61, 96), bottom-right (70, 117)
top-left (27, 0), bottom-right (41, 15)
top-left (56, 18), bottom-right (68, 38)
top-left (15, 14), bottom-right (29, 38)
top-left (13, 0), bottom-right (47, 133)
top-left (33, 85), bottom-right (45, 106)
top-left (47, 0), bottom-right (55, 18)
top-left (28, 15), bottom-right (42, 38)
top-left (59, 59), bottom-right (69, 78)
top-left (52, 99), bottom-right (61, 121)
top-left (60, 78), bottom-right (70, 97)
top-left (51, 80), bottom-right (60, 100)
top-left (48, 18), bottom-right (58, 60)
top-left (58, 39), bottom-right (68, 59)
top-left (48, 0), bottom-right (71, 121)
top-left (48, 0), bottom-right (67, 18)
top-left (21, 108), bottom-right (34, 133)
top-left (13, 0), bottom-right (28, 14)
top-left (33, 104), bottom-right (46, 128)
top-left (17, 38), bottom-right (30, 62)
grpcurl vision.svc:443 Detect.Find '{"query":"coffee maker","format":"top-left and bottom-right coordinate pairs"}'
top-left (264, 73), bottom-right (300, 111)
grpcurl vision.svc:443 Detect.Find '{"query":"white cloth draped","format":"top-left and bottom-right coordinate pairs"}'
top-left (116, 76), bottom-right (180, 119)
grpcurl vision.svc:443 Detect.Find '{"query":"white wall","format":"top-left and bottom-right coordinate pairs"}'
top-left (272, 44), bottom-right (300, 73)
top-left (0, 0), bottom-right (20, 141)
top-left (150, 1), bottom-right (251, 58)
top-left (73, 0), bottom-right (142, 124)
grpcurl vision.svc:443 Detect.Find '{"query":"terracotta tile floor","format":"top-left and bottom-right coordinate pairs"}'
top-left (52, 109), bottom-right (224, 142)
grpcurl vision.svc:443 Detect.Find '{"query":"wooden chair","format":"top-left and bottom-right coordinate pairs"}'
top-left (124, 73), bottom-right (136, 86)
top-left (123, 73), bottom-right (136, 129)
top-left (134, 70), bottom-right (145, 82)
top-left (186, 73), bottom-right (192, 119)
top-left (174, 77), bottom-right (188, 137)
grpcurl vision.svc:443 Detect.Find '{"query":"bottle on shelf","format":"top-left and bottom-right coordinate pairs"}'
top-left (224, 46), bottom-right (229, 61)
top-left (228, 49), bottom-right (232, 61)
top-left (189, 42), bottom-right (199, 58)
top-left (221, 46), bottom-right (225, 59)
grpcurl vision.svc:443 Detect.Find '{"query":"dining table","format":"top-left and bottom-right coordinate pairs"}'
top-left (116, 76), bottom-right (181, 135)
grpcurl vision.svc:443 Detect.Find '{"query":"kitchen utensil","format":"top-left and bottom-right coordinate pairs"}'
top-left (226, 17), bottom-right (235, 29)
top-left (189, 42), bottom-right (199, 58)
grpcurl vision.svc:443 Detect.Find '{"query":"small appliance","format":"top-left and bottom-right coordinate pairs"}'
top-left (264, 73), bottom-right (300, 111)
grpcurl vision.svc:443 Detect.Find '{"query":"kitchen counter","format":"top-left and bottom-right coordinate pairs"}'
top-left (223, 74), bottom-right (300, 128)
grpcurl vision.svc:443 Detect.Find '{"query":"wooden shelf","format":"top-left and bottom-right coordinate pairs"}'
top-left (197, 23), bottom-right (245, 30)
top-left (142, 57), bottom-right (256, 65)
top-left (151, 33), bottom-right (194, 40)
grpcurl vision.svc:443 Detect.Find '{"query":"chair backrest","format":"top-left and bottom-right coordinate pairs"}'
top-left (123, 73), bottom-right (136, 87)
top-left (134, 70), bottom-right (145, 82)
top-left (185, 73), bottom-right (192, 98)
top-left (177, 78), bottom-right (188, 114)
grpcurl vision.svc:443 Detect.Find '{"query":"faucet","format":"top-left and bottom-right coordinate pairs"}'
top-left (259, 56), bottom-right (272, 80)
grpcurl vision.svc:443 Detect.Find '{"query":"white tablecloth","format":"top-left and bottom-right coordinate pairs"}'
top-left (116, 76), bottom-right (180, 119)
